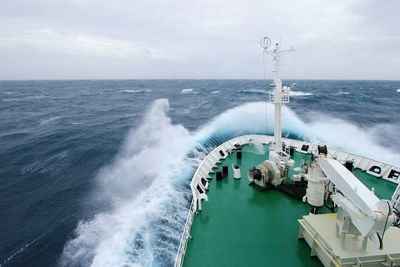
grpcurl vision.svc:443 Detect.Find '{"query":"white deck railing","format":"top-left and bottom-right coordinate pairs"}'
top-left (174, 134), bottom-right (400, 266)
top-left (174, 198), bottom-right (196, 267)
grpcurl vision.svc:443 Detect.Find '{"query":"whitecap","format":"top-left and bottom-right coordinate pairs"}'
top-left (124, 113), bottom-right (138, 118)
top-left (179, 88), bottom-right (196, 94)
top-left (290, 91), bottom-right (314, 96)
top-left (119, 89), bottom-right (152, 94)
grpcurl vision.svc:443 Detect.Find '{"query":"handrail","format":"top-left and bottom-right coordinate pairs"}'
top-left (174, 198), bottom-right (196, 267)
top-left (173, 134), bottom-right (400, 266)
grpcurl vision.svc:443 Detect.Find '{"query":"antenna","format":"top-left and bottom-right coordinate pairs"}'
top-left (260, 37), bottom-right (271, 50)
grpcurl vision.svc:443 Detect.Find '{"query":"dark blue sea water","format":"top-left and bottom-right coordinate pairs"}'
top-left (1, 80), bottom-right (400, 266)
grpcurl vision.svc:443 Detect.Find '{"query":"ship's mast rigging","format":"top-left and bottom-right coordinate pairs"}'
top-left (261, 37), bottom-right (294, 153)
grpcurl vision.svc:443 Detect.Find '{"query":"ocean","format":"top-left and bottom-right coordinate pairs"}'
top-left (1, 79), bottom-right (400, 266)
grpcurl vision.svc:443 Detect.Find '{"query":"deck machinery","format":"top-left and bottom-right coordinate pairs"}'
top-left (247, 38), bottom-right (400, 266)
top-left (175, 38), bottom-right (400, 267)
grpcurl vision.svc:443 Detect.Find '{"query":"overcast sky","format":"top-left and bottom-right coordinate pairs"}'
top-left (0, 0), bottom-right (399, 80)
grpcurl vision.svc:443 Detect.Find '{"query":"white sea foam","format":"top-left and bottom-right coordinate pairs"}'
top-left (249, 138), bottom-right (267, 155)
top-left (396, 89), bottom-right (400, 92)
top-left (61, 100), bottom-right (400, 267)
top-left (180, 88), bottom-right (195, 94)
top-left (118, 89), bottom-right (152, 94)
top-left (238, 89), bottom-right (313, 97)
top-left (290, 91), bottom-right (314, 96)
top-left (211, 90), bottom-right (220, 94)
top-left (124, 113), bottom-right (138, 118)
top-left (196, 102), bottom-right (400, 165)
top-left (61, 99), bottom-right (201, 266)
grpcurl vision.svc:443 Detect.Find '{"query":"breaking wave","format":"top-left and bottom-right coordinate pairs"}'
top-left (61, 99), bottom-right (400, 266)
top-left (238, 89), bottom-right (313, 97)
top-left (290, 91), bottom-right (314, 96)
top-left (179, 88), bottom-right (196, 94)
top-left (118, 89), bottom-right (152, 94)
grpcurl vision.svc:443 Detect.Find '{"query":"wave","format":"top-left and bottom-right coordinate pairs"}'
top-left (290, 91), bottom-right (314, 96)
top-left (2, 95), bottom-right (49, 102)
top-left (61, 99), bottom-right (400, 266)
top-left (118, 89), bottom-right (152, 94)
top-left (21, 150), bottom-right (70, 176)
top-left (123, 113), bottom-right (138, 118)
top-left (2, 215), bottom-right (73, 266)
top-left (333, 91), bottom-right (351, 96)
top-left (179, 88), bottom-right (196, 94)
top-left (211, 90), bottom-right (220, 94)
top-left (2, 233), bottom-right (46, 265)
top-left (40, 116), bottom-right (62, 125)
top-left (397, 89), bottom-right (400, 92)
top-left (179, 101), bottom-right (210, 114)
top-left (238, 89), bottom-right (266, 94)
top-left (238, 89), bottom-right (313, 97)
top-left (60, 99), bottom-right (202, 266)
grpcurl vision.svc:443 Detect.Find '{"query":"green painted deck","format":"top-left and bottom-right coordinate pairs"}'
top-left (183, 144), bottom-right (397, 267)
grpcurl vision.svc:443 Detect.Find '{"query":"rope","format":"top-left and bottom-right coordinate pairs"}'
top-left (291, 49), bottom-right (296, 81)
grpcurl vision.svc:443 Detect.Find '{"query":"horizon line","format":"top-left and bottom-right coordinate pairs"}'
top-left (1, 78), bottom-right (399, 82)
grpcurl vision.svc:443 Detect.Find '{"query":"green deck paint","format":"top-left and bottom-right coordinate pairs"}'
top-left (182, 145), bottom-right (396, 266)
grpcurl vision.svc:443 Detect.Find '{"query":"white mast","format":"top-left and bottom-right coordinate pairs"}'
top-left (261, 38), bottom-right (294, 153)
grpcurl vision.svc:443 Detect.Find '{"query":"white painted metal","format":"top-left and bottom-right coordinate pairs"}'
top-left (305, 163), bottom-right (328, 207)
top-left (392, 182), bottom-right (400, 213)
top-left (174, 198), bottom-right (196, 267)
top-left (298, 214), bottom-right (400, 267)
top-left (262, 42), bottom-right (294, 153)
top-left (232, 164), bottom-right (241, 179)
top-left (317, 157), bottom-right (380, 216)
top-left (175, 134), bottom-right (400, 267)
top-left (315, 157), bottom-right (395, 248)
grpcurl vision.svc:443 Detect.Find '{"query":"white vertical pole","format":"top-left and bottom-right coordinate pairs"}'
top-left (262, 39), bottom-right (293, 154)
top-left (273, 43), bottom-right (283, 153)
top-left (274, 103), bottom-right (282, 153)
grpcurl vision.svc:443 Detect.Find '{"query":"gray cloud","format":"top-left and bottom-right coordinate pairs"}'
top-left (0, 0), bottom-right (399, 79)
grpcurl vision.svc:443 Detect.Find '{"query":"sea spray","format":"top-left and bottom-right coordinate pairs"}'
top-left (61, 99), bottom-right (203, 266)
top-left (61, 99), bottom-right (400, 266)
top-left (197, 102), bottom-right (400, 165)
